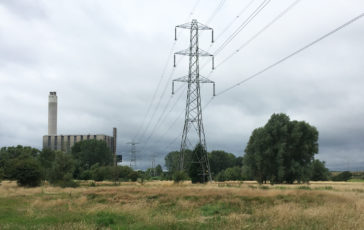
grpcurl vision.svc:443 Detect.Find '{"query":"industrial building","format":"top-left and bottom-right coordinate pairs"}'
top-left (42, 92), bottom-right (118, 164)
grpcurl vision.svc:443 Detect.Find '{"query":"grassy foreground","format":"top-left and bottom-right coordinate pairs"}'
top-left (0, 180), bottom-right (364, 229)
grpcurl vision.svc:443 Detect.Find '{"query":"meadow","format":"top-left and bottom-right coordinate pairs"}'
top-left (1, 180), bottom-right (364, 230)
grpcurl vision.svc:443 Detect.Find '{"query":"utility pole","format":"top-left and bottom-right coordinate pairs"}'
top-left (151, 155), bottom-right (156, 177)
top-left (172, 19), bottom-right (215, 182)
top-left (127, 141), bottom-right (139, 169)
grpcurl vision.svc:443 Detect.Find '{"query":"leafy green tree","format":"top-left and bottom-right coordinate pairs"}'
top-left (0, 146), bottom-right (40, 179)
top-left (49, 151), bottom-right (76, 186)
top-left (155, 164), bottom-right (163, 176)
top-left (38, 148), bottom-right (56, 180)
top-left (0, 168), bottom-right (4, 182)
top-left (215, 171), bottom-right (227, 182)
top-left (244, 113), bottom-right (319, 184)
top-left (71, 140), bottom-right (113, 170)
top-left (235, 156), bottom-right (243, 167)
top-left (164, 150), bottom-right (192, 173)
top-left (310, 159), bottom-right (329, 181)
top-left (215, 167), bottom-right (243, 182)
top-left (189, 144), bottom-right (209, 183)
top-left (14, 158), bottom-right (42, 187)
top-left (208, 150), bottom-right (237, 176)
top-left (224, 167), bottom-right (243, 181)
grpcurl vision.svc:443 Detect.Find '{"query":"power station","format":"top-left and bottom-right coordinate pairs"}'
top-left (42, 92), bottom-right (120, 165)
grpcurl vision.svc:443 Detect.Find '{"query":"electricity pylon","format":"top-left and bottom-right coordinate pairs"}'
top-left (127, 141), bottom-right (139, 169)
top-left (172, 19), bottom-right (215, 182)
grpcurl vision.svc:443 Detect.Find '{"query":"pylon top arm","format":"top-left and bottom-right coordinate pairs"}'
top-left (176, 20), bottom-right (212, 31)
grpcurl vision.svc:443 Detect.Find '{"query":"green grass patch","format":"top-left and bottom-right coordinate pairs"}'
top-left (200, 203), bottom-right (233, 216)
top-left (314, 186), bottom-right (333, 191)
top-left (259, 185), bottom-right (270, 190)
top-left (298, 186), bottom-right (311, 190)
top-left (349, 178), bottom-right (364, 182)
top-left (274, 186), bottom-right (287, 190)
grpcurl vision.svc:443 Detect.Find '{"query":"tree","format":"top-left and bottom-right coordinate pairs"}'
top-left (164, 150), bottom-right (192, 173)
top-left (215, 167), bottom-right (243, 182)
top-left (38, 148), bottom-right (56, 180)
top-left (208, 150), bottom-right (237, 176)
top-left (14, 158), bottom-right (42, 187)
top-left (155, 164), bottom-right (163, 176)
top-left (173, 171), bottom-right (188, 183)
top-left (310, 159), bottom-right (329, 181)
top-left (49, 151), bottom-right (76, 187)
top-left (71, 140), bottom-right (113, 170)
top-left (189, 144), bottom-right (209, 183)
top-left (244, 113), bottom-right (319, 184)
top-left (0, 146), bottom-right (40, 179)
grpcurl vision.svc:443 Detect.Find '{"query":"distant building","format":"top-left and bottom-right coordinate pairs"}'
top-left (42, 92), bottom-right (119, 164)
top-left (42, 133), bottom-right (116, 153)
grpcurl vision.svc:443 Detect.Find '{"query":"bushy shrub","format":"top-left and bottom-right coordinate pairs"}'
top-left (49, 152), bottom-right (76, 187)
top-left (215, 171), bottom-right (227, 182)
top-left (173, 171), bottom-right (188, 183)
top-left (215, 167), bottom-right (243, 182)
top-left (332, 171), bottom-right (352, 181)
top-left (56, 173), bottom-right (79, 188)
top-left (310, 159), bottom-right (329, 181)
top-left (128, 171), bottom-right (138, 182)
top-left (79, 170), bottom-right (92, 180)
top-left (0, 168), bottom-right (4, 182)
top-left (14, 158), bottom-right (42, 187)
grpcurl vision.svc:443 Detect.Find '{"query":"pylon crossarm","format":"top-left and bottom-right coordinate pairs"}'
top-left (173, 76), bottom-right (189, 82)
top-left (199, 76), bottom-right (214, 84)
top-left (174, 48), bottom-right (212, 57)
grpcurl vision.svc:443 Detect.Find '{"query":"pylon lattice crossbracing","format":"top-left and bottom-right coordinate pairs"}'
top-left (172, 19), bottom-right (215, 182)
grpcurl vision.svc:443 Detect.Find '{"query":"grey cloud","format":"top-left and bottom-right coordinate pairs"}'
top-left (0, 0), bottom-right (364, 170)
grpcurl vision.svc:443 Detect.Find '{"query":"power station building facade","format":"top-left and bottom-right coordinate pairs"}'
top-left (43, 92), bottom-right (118, 163)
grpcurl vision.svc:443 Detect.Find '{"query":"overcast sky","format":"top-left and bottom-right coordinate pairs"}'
top-left (0, 0), bottom-right (363, 170)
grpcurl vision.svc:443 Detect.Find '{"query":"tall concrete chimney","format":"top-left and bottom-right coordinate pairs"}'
top-left (48, 92), bottom-right (57, 135)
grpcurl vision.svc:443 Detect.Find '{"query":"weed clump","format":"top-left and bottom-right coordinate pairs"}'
top-left (95, 212), bottom-right (115, 227)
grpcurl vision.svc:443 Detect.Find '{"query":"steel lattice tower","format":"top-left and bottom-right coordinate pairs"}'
top-left (172, 19), bottom-right (215, 182)
top-left (127, 141), bottom-right (139, 169)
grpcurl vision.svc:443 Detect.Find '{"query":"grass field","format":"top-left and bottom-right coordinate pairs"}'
top-left (1, 180), bottom-right (364, 229)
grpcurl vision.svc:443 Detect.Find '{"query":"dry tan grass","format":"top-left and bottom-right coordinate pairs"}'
top-left (1, 180), bottom-right (364, 229)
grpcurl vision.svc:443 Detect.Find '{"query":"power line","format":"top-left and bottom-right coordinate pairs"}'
top-left (199, 0), bottom-right (269, 70)
top-left (136, 56), bottom-right (185, 144)
top-left (215, 13), bottom-right (364, 97)
top-left (140, 84), bottom-right (186, 151)
top-left (148, 86), bottom-right (187, 150)
top-left (133, 41), bottom-right (176, 141)
top-left (187, 0), bottom-right (202, 21)
top-left (214, 0), bottom-right (257, 42)
top-left (216, 0), bottom-right (301, 69)
top-left (201, 0), bottom-right (299, 72)
top-left (206, 0), bottom-right (227, 24)
top-left (134, 0), bottom-right (203, 144)
top-left (213, 0), bottom-right (271, 56)
top-left (136, 66), bottom-right (177, 142)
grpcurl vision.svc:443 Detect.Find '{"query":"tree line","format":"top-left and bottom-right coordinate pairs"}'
top-left (0, 113), bottom-right (356, 186)
top-left (0, 140), bottom-right (142, 187)
top-left (164, 113), bottom-right (352, 184)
